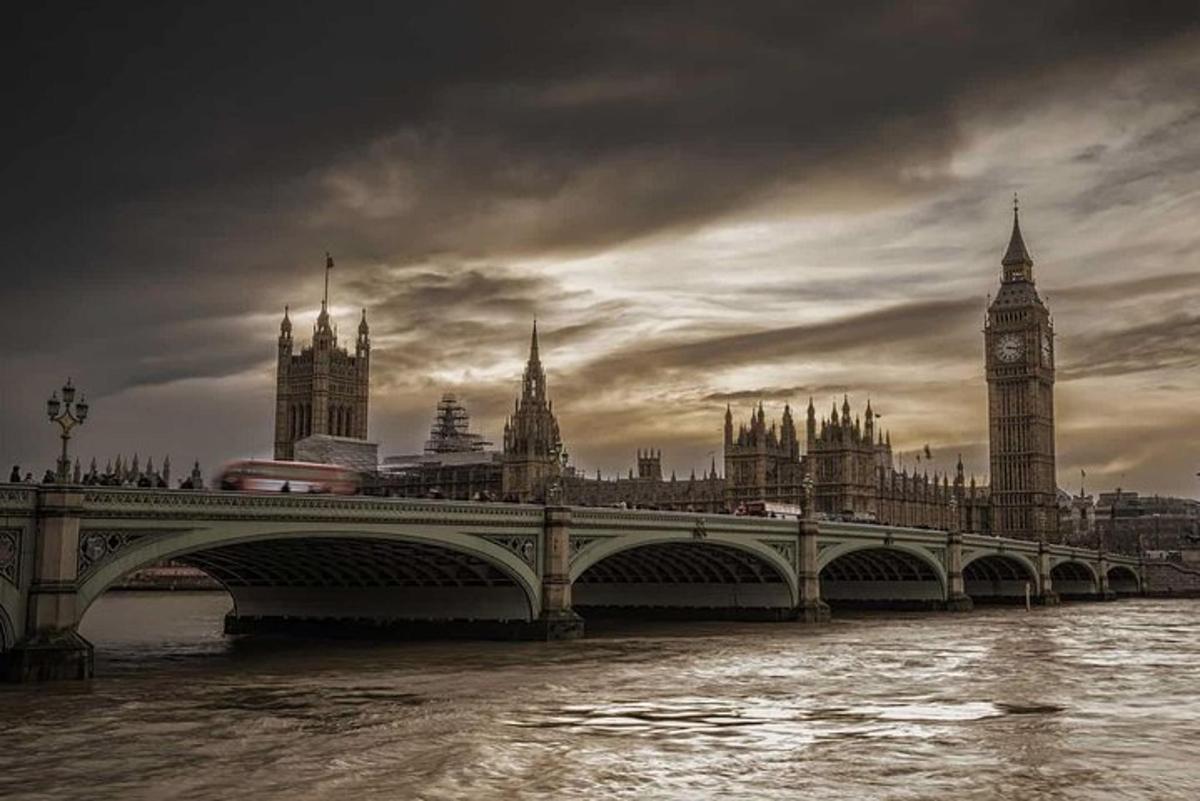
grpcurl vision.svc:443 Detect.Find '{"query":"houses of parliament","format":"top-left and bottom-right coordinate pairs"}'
top-left (273, 205), bottom-right (1061, 542)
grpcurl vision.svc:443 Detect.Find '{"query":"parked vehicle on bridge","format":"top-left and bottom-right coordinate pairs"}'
top-left (215, 459), bottom-right (360, 495)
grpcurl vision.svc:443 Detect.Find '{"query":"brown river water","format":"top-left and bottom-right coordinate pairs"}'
top-left (1, 594), bottom-right (1198, 800)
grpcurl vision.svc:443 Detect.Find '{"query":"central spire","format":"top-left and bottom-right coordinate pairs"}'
top-left (521, 319), bottom-right (546, 404)
top-left (1002, 194), bottom-right (1034, 281)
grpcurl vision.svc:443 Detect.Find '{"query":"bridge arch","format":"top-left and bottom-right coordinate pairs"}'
top-left (570, 534), bottom-right (797, 620)
top-left (1107, 564), bottom-right (1141, 595)
top-left (76, 527), bottom-right (542, 629)
top-left (1050, 560), bottom-right (1100, 599)
top-left (818, 543), bottom-right (947, 609)
top-left (962, 552), bottom-right (1040, 603)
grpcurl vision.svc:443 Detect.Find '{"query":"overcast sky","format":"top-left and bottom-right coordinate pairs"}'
top-left (3, 2), bottom-right (1199, 497)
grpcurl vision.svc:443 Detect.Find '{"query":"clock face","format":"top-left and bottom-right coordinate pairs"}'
top-left (995, 333), bottom-right (1023, 363)
top-left (1041, 331), bottom-right (1052, 365)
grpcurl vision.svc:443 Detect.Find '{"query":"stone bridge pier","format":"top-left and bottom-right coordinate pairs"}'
top-left (2, 491), bottom-right (93, 681)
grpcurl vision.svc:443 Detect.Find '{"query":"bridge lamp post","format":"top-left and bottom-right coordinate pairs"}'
top-left (46, 378), bottom-right (88, 484)
top-left (549, 442), bottom-right (569, 505)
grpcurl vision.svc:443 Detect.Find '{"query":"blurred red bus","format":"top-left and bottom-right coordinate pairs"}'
top-left (215, 459), bottom-right (360, 495)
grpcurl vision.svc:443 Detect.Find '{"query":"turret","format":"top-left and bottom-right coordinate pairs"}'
top-left (781, 403), bottom-right (799, 459)
top-left (806, 397), bottom-right (817, 450)
top-left (724, 404), bottom-right (733, 446)
top-left (279, 306), bottom-right (293, 347)
top-left (357, 308), bottom-right (370, 355)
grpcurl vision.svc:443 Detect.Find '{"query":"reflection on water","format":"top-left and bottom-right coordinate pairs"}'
top-left (1, 594), bottom-right (1199, 800)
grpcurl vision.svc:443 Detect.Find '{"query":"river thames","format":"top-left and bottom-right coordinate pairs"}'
top-left (1, 594), bottom-right (1198, 800)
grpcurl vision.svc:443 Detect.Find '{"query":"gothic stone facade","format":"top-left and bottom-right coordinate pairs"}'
top-left (563, 450), bottom-right (727, 513)
top-left (501, 323), bottom-right (563, 502)
top-left (724, 398), bottom-right (984, 530)
top-left (722, 403), bottom-right (804, 509)
top-left (274, 297), bottom-right (370, 461)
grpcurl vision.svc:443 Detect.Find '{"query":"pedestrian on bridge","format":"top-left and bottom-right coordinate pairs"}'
top-left (9, 465), bottom-right (20, 483)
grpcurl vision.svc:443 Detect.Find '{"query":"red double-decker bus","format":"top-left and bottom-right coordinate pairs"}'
top-left (215, 459), bottom-right (360, 495)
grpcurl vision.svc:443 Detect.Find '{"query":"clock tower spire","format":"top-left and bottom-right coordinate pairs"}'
top-left (985, 197), bottom-right (1058, 543)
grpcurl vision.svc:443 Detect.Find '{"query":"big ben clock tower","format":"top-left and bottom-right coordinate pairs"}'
top-left (985, 198), bottom-right (1059, 542)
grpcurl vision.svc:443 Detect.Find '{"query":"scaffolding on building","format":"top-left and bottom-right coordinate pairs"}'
top-left (424, 393), bottom-right (492, 454)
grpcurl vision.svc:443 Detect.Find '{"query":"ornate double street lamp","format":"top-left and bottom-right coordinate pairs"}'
top-left (548, 441), bottom-right (570, 505)
top-left (46, 378), bottom-right (88, 483)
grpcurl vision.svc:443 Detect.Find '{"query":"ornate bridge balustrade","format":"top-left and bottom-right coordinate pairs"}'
top-left (0, 485), bottom-right (1144, 681)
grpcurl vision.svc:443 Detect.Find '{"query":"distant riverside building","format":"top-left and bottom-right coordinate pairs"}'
top-left (1062, 490), bottom-right (1200, 556)
top-left (274, 255), bottom-right (370, 460)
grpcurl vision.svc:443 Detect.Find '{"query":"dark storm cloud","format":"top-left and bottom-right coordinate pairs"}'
top-left (4, 2), bottom-right (1200, 489)
top-left (6, 2), bottom-right (1198, 295)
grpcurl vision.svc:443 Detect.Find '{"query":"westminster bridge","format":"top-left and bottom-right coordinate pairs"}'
top-left (0, 485), bottom-right (1144, 681)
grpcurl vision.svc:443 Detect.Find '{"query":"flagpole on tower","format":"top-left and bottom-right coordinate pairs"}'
top-left (324, 252), bottom-right (334, 308)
